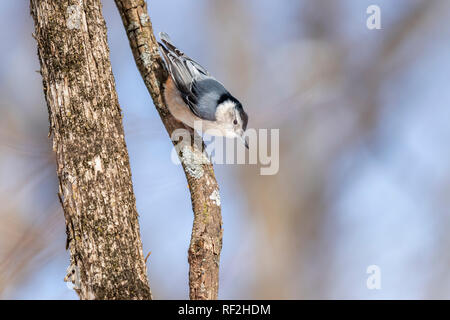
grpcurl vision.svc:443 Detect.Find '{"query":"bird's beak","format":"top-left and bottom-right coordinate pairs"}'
top-left (238, 135), bottom-right (249, 149)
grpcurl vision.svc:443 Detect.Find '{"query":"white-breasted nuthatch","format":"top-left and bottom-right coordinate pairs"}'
top-left (158, 32), bottom-right (249, 148)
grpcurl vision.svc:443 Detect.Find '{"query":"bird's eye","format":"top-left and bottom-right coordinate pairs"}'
top-left (233, 119), bottom-right (238, 125)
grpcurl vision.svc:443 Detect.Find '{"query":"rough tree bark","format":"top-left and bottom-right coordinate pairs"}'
top-left (30, 0), bottom-right (152, 299)
top-left (114, 0), bottom-right (223, 300)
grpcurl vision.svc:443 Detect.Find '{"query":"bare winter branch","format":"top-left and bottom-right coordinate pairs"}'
top-left (114, 0), bottom-right (223, 300)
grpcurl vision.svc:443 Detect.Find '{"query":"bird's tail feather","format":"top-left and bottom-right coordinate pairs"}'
top-left (157, 32), bottom-right (210, 91)
top-left (159, 32), bottom-right (184, 57)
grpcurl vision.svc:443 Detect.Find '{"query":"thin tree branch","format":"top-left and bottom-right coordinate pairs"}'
top-left (114, 0), bottom-right (223, 300)
top-left (30, 0), bottom-right (151, 299)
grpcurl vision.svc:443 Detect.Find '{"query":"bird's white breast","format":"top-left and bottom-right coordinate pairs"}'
top-left (164, 77), bottom-right (234, 137)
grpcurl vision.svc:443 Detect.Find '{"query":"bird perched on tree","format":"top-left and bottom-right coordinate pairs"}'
top-left (158, 32), bottom-right (249, 148)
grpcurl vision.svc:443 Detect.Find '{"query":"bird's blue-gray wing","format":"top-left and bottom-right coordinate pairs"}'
top-left (190, 78), bottom-right (229, 121)
top-left (158, 32), bottom-right (221, 121)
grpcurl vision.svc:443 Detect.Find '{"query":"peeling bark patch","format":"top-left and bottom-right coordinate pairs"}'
top-left (67, 5), bottom-right (82, 30)
top-left (64, 263), bottom-right (81, 291)
top-left (140, 51), bottom-right (152, 67)
top-left (139, 13), bottom-right (150, 26)
top-left (127, 21), bottom-right (140, 32)
top-left (209, 189), bottom-right (221, 207)
top-left (93, 155), bottom-right (103, 174)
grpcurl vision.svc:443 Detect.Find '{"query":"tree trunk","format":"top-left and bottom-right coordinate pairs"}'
top-left (114, 0), bottom-right (223, 300)
top-left (30, 0), bottom-right (152, 300)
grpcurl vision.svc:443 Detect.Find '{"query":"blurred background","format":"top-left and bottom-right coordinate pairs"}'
top-left (0, 0), bottom-right (449, 299)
